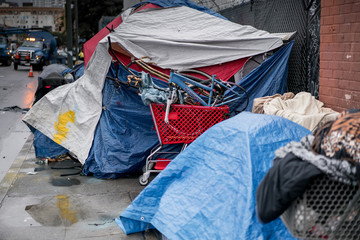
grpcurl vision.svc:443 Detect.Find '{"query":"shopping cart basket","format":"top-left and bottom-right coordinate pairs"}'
top-left (139, 103), bottom-right (229, 185)
top-left (281, 175), bottom-right (360, 240)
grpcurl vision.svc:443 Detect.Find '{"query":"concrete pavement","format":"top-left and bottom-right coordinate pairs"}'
top-left (0, 133), bottom-right (159, 240)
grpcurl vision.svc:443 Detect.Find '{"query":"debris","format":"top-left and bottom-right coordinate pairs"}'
top-left (34, 167), bottom-right (45, 172)
top-left (36, 158), bottom-right (48, 165)
top-left (51, 177), bottom-right (80, 186)
top-left (0, 106), bottom-right (30, 113)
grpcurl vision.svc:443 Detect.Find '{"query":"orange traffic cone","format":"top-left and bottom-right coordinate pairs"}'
top-left (29, 65), bottom-right (34, 77)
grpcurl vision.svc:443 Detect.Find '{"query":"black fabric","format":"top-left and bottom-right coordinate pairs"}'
top-left (34, 78), bottom-right (67, 103)
top-left (256, 152), bottom-right (323, 224)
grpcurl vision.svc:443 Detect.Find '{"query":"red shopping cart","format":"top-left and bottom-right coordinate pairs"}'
top-left (139, 103), bottom-right (229, 185)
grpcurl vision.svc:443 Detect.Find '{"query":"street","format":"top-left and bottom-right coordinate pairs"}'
top-left (0, 63), bottom-right (38, 182)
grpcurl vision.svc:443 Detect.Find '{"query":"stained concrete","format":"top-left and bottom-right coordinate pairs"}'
top-left (0, 134), bottom-right (159, 240)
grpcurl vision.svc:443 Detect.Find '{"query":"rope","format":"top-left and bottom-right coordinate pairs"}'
top-left (134, 59), bottom-right (170, 81)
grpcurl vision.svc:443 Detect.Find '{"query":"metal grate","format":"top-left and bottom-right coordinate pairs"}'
top-left (150, 104), bottom-right (229, 145)
top-left (281, 175), bottom-right (360, 240)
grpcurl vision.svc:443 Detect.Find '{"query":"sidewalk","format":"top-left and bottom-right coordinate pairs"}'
top-left (0, 134), bottom-right (158, 240)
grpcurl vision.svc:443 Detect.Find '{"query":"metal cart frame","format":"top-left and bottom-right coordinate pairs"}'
top-left (139, 103), bottom-right (229, 185)
top-left (281, 175), bottom-right (360, 240)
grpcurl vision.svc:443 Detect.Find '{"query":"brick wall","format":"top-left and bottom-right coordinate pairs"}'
top-left (320, 0), bottom-right (360, 111)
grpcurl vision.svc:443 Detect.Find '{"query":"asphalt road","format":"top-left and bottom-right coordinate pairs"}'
top-left (0, 63), bottom-right (38, 182)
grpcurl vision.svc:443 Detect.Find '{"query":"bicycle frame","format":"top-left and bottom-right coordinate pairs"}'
top-left (169, 72), bottom-right (245, 107)
top-left (169, 71), bottom-right (213, 106)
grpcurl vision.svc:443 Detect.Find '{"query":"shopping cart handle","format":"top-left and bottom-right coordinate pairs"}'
top-left (164, 98), bottom-right (172, 123)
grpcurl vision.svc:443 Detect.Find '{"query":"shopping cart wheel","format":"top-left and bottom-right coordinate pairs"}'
top-left (142, 163), bottom-right (155, 173)
top-left (139, 174), bottom-right (149, 186)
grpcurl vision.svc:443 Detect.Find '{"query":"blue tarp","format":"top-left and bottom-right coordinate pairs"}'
top-left (134, 0), bottom-right (228, 20)
top-left (32, 128), bottom-right (68, 158)
top-left (82, 64), bottom-right (173, 178)
top-left (232, 41), bottom-right (294, 113)
top-left (116, 112), bottom-right (311, 239)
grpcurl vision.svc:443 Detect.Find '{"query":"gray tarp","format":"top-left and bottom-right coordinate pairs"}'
top-left (113, 6), bottom-right (284, 70)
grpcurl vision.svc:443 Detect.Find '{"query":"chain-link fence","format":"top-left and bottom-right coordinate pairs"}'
top-left (193, 0), bottom-right (321, 97)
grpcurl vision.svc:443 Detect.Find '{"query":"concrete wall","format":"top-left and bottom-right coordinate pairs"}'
top-left (320, 0), bottom-right (360, 111)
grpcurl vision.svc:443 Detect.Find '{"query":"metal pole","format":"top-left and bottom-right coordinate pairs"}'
top-left (74, 0), bottom-right (79, 62)
top-left (66, 0), bottom-right (73, 68)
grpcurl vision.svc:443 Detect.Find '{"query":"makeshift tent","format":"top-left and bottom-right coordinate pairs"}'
top-left (116, 112), bottom-right (311, 239)
top-left (23, 0), bottom-right (293, 177)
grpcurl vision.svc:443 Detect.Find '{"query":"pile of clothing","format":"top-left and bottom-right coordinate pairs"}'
top-left (252, 92), bottom-right (339, 131)
top-left (256, 109), bottom-right (360, 223)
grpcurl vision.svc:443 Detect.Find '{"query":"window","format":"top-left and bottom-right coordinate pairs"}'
top-left (44, 11), bottom-right (47, 15)
top-left (8, 11), bottom-right (12, 14)
top-left (33, 11), bottom-right (36, 14)
top-left (49, 11), bottom-right (52, 15)
top-left (39, 11), bottom-right (41, 15)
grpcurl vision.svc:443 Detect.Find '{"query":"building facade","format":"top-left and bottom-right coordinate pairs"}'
top-left (3, 0), bottom-right (65, 8)
top-left (32, 0), bottom-right (65, 8)
top-left (0, 5), bottom-right (64, 32)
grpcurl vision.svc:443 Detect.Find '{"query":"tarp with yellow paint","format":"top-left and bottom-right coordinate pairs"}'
top-left (23, 41), bottom-right (112, 164)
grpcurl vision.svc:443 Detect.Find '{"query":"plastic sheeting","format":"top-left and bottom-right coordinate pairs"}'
top-left (39, 64), bottom-right (69, 80)
top-left (30, 127), bottom-right (68, 159)
top-left (83, 0), bottom-right (227, 66)
top-left (82, 64), bottom-right (178, 178)
top-left (23, 38), bottom-right (112, 164)
top-left (30, 64), bottom-right (85, 159)
top-left (111, 6), bottom-right (283, 70)
top-left (116, 112), bottom-right (311, 239)
top-left (133, 0), bottom-right (228, 20)
top-left (232, 41), bottom-right (294, 112)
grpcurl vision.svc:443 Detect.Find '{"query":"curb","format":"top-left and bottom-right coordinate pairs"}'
top-left (0, 133), bottom-right (33, 207)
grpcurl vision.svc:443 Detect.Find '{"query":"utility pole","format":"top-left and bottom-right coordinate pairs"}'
top-left (74, 0), bottom-right (79, 61)
top-left (66, 0), bottom-right (73, 68)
